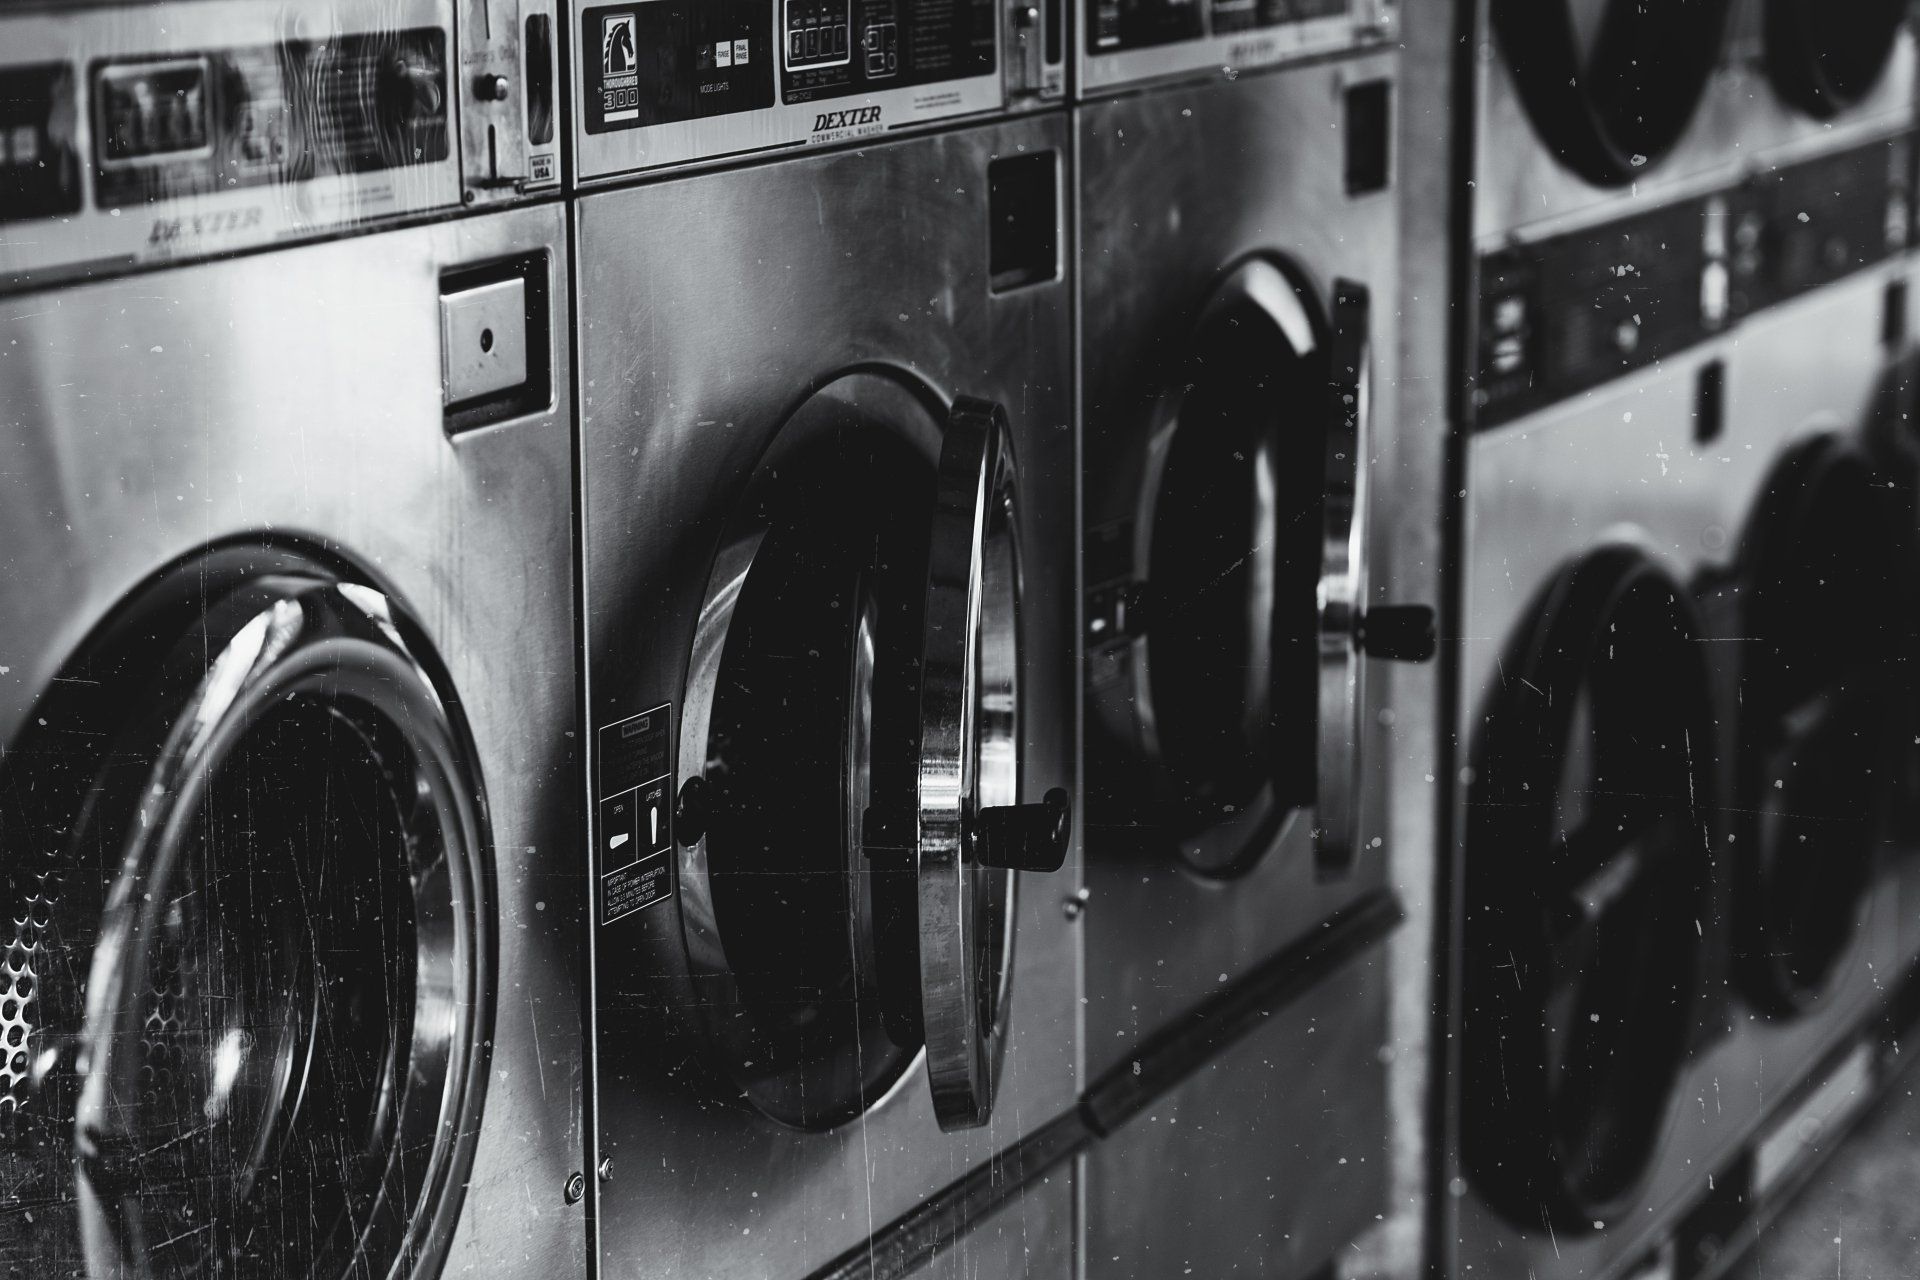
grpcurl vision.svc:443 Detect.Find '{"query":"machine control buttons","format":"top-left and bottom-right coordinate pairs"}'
top-left (441, 276), bottom-right (530, 406)
top-left (786, 0), bottom-right (853, 68)
top-left (1476, 134), bottom-right (1914, 429)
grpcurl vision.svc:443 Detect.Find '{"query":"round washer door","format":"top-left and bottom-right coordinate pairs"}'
top-left (674, 376), bottom-right (1067, 1134)
top-left (1120, 263), bottom-right (1422, 879)
top-left (1492, 0), bottom-right (1732, 186)
top-left (1736, 433), bottom-right (1904, 1013)
top-left (1462, 545), bottom-right (1717, 1233)
top-left (0, 560), bottom-right (489, 1280)
top-left (1765, 0), bottom-right (1907, 119)
top-left (1126, 258), bottom-right (1332, 877)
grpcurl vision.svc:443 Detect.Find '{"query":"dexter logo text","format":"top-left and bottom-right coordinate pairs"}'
top-left (150, 207), bottom-right (264, 245)
top-left (813, 107), bottom-right (882, 131)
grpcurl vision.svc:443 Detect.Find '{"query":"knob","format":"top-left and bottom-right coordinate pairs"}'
top-left (1357, 604), bottom-right (1436, 662)
top-left (475, 73), bottom-right (512, 102)
top-left (974, 787), bottom-right (1072, 872)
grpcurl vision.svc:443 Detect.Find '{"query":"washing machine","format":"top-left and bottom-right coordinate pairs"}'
top-left (0, 197), bottom-right (581, 1280)
top-left (576, 111), bottom-right (1079, 1280)
top-left (1077, 23), bottom-right (1438, 1277)
top-left (1444, 3), bottom-right (1920, 1278)
top-left (0, 0), bottom-right (560, 291)
top-left (567, 0), bottom-right (1063, 188)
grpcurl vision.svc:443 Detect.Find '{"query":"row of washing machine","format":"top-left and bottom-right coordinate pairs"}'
top-left (2, 2), bottom-right (1919, 1280)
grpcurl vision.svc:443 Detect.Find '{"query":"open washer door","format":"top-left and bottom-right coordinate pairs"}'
top-left (675, 376), bottom-right (1068, 1135)
top-left (1462, 545), bottom-right (1717, 1233)
top-left (1491, 0), bottom-right (1732, 186)
top-left (1765, 0), bottom-right (1907, 119)
top-left (1105, 264), bottom-right (1430, 880)
top-left (0, 553), bottom-right (490, 1280)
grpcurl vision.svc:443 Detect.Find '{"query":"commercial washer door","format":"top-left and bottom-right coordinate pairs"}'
top-left (1462, 545), bottom-right (1717, 1233)
top-left (0, 554), bottom-right (490, 1280)
top-left (1735, 433), bottom-right (1904, 1013)
top-left (1491, 0), bottom-right (1732, 186)
top-left (1765, 0), bottom-right (1907, 119)
top-left (674, 375), bottom-right (1068, 1134)
top-left (1113, 263), bottom-right (1427, 878)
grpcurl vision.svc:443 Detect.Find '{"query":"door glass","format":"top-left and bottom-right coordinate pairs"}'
top-left (0, 571), bottom-right (484, 1280)
top-left (699, 416), bottom-right (935, 1130)
top-left (1146, 289), bottom-right (1324, 861)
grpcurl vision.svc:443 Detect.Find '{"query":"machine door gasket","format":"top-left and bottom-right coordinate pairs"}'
top-left (1462, 544), bottom-right (1718, 1233)
top-left (0, 545), bottom-right (491, 1280)
top-left (1491, 0), bottom-right (1733, 187)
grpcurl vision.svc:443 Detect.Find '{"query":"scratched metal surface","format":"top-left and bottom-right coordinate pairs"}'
top-left (0, 204), bottom-right (584, 1279)
top-left (576, 112), bottom-right (1081, 1280)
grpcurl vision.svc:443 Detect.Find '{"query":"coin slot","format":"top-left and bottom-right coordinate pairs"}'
top-left (440, 251), bottom-right (552, 435)
top-left (1343, 79), bottom-right (1391, 196)
top-left (525, 13), bottom-right (556, 146)
top-left (1693, 358), bottom-right (1724, 446)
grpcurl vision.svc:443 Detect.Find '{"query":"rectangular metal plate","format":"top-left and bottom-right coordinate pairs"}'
top-left (441, 276), bottom-right (529, 406)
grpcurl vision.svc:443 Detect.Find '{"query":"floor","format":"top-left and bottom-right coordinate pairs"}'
top-left (1731, 1068), bottom-right (1920, 1278)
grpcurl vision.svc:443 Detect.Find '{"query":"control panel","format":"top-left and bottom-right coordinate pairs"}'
top-left (573, 0), bottom-right (1049, 181)
top-left (0, 0), bottom-right (560, 290)
top-left (1472, 132), bottom-right (1915, 429)
top-left (1078, 0), bottom-right (1386, 96)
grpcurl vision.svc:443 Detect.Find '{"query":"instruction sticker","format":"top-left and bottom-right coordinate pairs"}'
top-left (598, 704), bottom-right (674, 925)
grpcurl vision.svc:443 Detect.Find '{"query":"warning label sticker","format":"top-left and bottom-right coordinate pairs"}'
top-left (598, 705), bottom-right (674, 925)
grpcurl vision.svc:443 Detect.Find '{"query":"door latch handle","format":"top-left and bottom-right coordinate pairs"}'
top-left (1357, 603), bottom-right (1437, 663)
top-left (974, 787), bottom-right (1072, 872)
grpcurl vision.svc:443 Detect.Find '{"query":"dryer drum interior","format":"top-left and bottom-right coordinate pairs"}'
top-left (1491, 0), bottom-right (1733, 186)
top-left (1764, 0), bottom-right (1907, 119)
top-left (678, 373), bottom-right (1062, 1133)
top-left (0, 550), bottom-right (490, 1280)
top-left (1736, 434), bottom-right (1904, 1014)
top-left (1131, 258), bottom-right (1336, 877)
top-left (1462, 547), bottom-right (1717, 1232)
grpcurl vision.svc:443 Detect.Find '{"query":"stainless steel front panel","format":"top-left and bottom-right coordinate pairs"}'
top-left (1452, 263), bottom-right (1912, 1280)
top-left (0, 203), bottom-right (584, 1279)
top-left (1077, 54), bottom-right (1407, 1280)
top-left (577, 114), bottom-right (1078, 1280)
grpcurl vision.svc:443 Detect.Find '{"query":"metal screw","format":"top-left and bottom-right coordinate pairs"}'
top-left (563, 1171), bottom-right (586, 1205)
top-left (1062, 888), bottom-right (1090, 921)
top-left (597, 1157), bottom-right (615, 1183)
